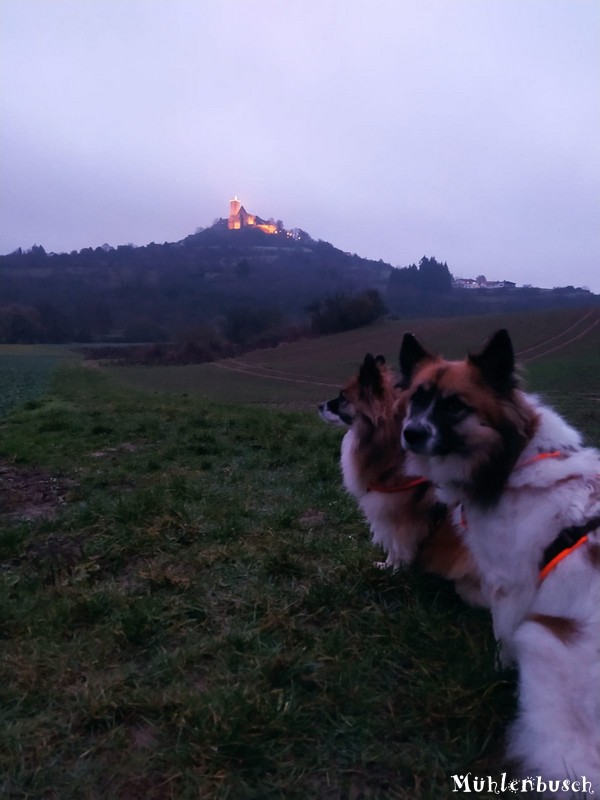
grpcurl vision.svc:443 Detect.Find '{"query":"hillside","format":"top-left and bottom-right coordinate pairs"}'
top-left (1, 221), bottom-right (597, 344)
top-left (0, 225), bottom-right (390, 343)
top-left (108, 305), bottom-right (600, 432)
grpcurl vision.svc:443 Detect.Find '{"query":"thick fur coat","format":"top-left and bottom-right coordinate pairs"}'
top-left (319, 353), bottom-right (482, 605)
top-left (399, 329), bottom-right (600, 793)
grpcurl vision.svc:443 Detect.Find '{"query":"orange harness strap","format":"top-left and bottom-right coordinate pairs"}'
top-left (516, 451), bottom-right (595, 582)
top-left (367, 477), bottom-right (429, 494)
top-left (516, 450), bottom-right (562, 469)
top-left (539, 514), bottom-right (600, 582)
top-left (458, 449), bottom-right (597, 582)
top-left (539, 536), bottom-right (589, 582)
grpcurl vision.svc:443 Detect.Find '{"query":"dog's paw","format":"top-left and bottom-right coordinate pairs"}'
top-left (373, 558), bottom-right (408, 572)
top-left (373, 560), bottom-right (393, 570)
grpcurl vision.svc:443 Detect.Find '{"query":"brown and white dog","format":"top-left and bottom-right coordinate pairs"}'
top-left (319, 352), bottom-right (483, 606)
top-left (399, 329), bottom-right (600, 793)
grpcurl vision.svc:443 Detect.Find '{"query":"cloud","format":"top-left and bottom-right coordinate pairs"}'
top-left (1, 0), bottom-right (598, 290)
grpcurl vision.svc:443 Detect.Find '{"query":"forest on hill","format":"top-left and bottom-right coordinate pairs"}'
top-left (0, 222), bottom-right (596, 353)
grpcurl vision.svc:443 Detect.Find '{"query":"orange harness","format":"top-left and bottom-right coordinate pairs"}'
top-left (526, 452), bottom-right (599, 582)
top-left (460, 451), bottom-right (598, 582)
top-left (367, 476), bottom-right (429, 494)
top-left (539, 535), bottom-right (590, 582)
top-left (516, 450), bottom-right (562, 470)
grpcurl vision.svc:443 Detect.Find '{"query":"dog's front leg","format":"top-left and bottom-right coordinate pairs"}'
top-left (490, 583), bottom-right (536, 668)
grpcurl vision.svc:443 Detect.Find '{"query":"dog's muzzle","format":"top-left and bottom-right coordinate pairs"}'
top-left (318, 402), bottom-right (348, 427)
top-left (402, 422), bottom-right (435, 454)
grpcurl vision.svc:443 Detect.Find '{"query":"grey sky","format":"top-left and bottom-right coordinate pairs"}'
top-left (2, 0), bottom-right (599, 290)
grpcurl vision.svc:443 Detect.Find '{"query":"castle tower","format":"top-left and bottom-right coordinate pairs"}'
top-left (228, 195), bottom-right (242, 230)
top-left (229, 195), bottom-right (241, 218)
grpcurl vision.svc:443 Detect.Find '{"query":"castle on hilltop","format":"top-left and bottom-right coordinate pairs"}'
top-left (227, 196), bottom-right (278, 234)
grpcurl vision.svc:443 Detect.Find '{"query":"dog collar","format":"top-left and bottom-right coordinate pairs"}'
top-left (539, 516), bottom-right (600, 582)
top-left (367, 477), bottom-right (429, 494)
top-left (516, 450), bottom-right (562, 470)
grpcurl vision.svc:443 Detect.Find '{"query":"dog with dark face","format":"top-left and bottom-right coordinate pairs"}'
top-left (319, 352), bottom-right (483, 605)
top-left (399, 329), bottom-right (600, 791)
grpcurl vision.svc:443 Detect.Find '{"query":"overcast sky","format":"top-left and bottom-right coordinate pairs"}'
top-left (1, 0), bottom-right (599, 290)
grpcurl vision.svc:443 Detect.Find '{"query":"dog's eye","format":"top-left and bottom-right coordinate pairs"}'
top-left (411, 385), bottom-right (434, 408)
top-left (444, 395), bottom-right (469, 415)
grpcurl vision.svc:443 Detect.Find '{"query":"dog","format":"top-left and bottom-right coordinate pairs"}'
top-left (318, 352), bottom-right (483, 606)
top-left (399, 328), bottom-right (600, 792)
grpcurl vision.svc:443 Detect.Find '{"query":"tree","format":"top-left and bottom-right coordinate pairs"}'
top-left (223, 306), bottom-right (283, 345)
top-left (0, 305), bottom-right (44, 343)
top-left (417, 256), bottom-right (453, 293)
top-left (388, 264), bottom-right (420, 290)
top-left (306, 289), bottom-right (387, 334)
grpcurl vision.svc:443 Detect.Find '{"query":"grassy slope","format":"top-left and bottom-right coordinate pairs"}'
top-left (0, 367), bottom-right (511, 800)
top-left (108, 306), bottom-right (599, 400)
top-left (0, 309), bottom-right (598, 799)
top-left (109, 306), bottom-right (599, 438)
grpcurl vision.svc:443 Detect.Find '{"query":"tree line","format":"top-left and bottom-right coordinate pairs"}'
top-left (1, 234), bottom-right (596, 350)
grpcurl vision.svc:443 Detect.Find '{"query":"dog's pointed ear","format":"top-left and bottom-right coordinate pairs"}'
top-left (469, 329), bottom-right (516, 393)
top-left (359, 353), bottom-right (383, 394)
top-left (398, 333), bottom-right (431, 387)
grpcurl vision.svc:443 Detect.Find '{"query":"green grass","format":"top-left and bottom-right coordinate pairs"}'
top-left (526, 355), bottom-right (600, 444)
top-left (108, 307), bottom-right (600, 410)
top-left (0, 355), bottom-right (58, 419)
top-left (0, 344), bottom-right (79, 419)
top-left (0, 366), bottom-right (513, 799)
top-left (0, 311), bottom-right (597, 799)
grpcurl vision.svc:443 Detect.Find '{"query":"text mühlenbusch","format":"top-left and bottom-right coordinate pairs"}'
top-left (451, 773), bottom-right (594, 794)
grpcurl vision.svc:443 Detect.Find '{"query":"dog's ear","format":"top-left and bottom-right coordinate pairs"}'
top-left (398, 333), bottom-right (431, 387)
top-left (359, 353), bottom-right (383, 394)
top-left (469, 329), bottom-right (516, 394)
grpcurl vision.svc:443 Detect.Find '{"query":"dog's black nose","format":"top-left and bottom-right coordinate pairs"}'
top-left (318, 403), bottom-right (326, 413)
top-left (403, 423), bottom-right (429, 450)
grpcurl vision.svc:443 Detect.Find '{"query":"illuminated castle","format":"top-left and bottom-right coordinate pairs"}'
top-left (227, 196), bottom-right (278, 234)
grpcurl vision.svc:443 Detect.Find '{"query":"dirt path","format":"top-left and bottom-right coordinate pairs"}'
top-left (211, 360), bottom-right (339, 388)
top-left (518, 310), bottom-right (599, 362)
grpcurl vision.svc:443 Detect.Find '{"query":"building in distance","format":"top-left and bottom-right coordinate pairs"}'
top-left (227, 196), bottom-right (279, 234)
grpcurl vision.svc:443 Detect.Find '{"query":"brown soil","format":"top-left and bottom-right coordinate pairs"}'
top-left (0, 460), bottom-right (76, 522)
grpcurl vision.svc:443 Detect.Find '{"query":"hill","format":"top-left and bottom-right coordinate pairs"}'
top-left (1, 220), bottom-right (597, 345)
top-left (0, 225), bottom-right (391, 343)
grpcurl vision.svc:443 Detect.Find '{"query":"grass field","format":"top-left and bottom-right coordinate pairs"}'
top-left (0, 309), bottom-right (598, 799)
top-left (110, 307), bottom-right (599, 437)
top-left (0, 345), bottom-right (76, 419)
